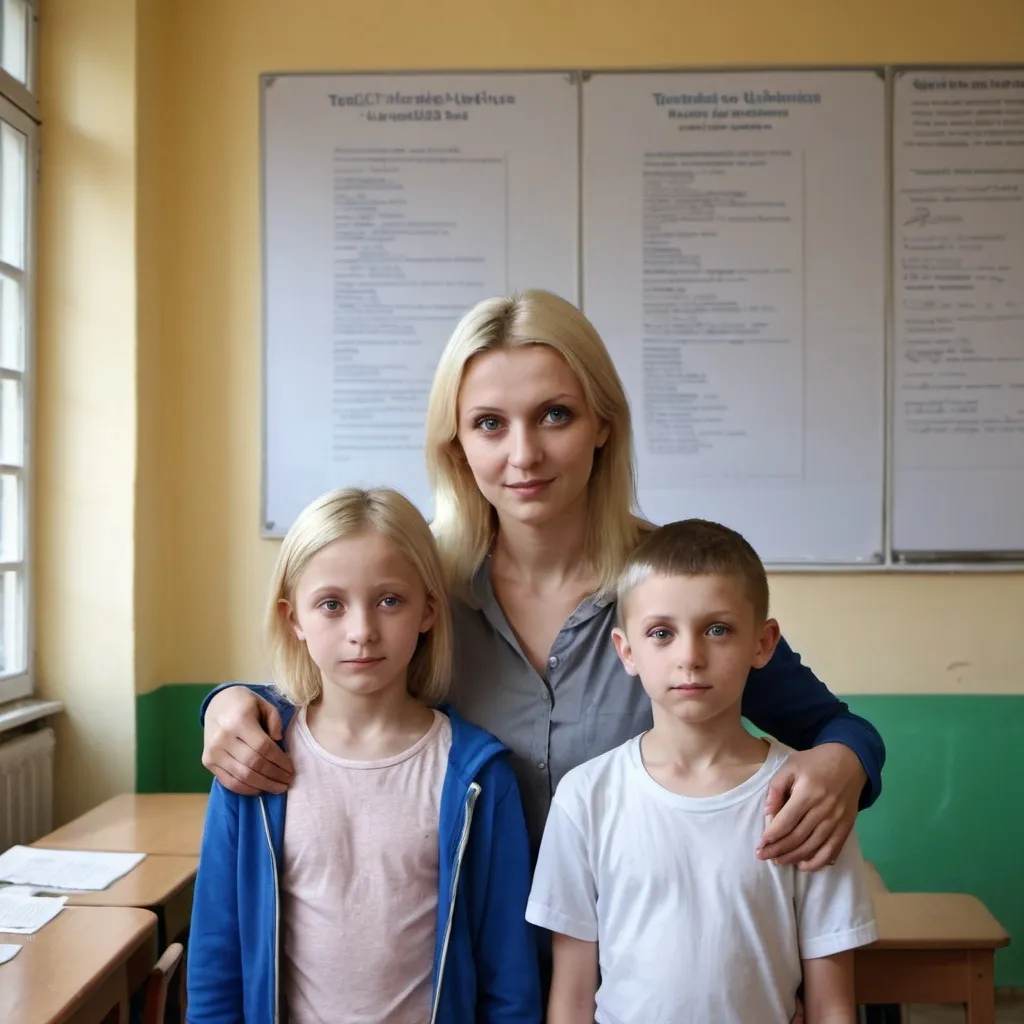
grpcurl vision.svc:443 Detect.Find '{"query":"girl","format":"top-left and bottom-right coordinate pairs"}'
top-left (201, 290), bottom-right (884, 868)
top-left (187, 487), bottom-right (541, 1024)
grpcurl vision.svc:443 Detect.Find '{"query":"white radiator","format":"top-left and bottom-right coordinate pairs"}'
top-left (0, 728), bottom-right (55, 850)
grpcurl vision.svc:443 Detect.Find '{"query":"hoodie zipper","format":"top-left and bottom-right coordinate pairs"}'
top-left (259, 796), bottom-right (281, 1024)
top-left (428, 781), bottom-right (481, 1024)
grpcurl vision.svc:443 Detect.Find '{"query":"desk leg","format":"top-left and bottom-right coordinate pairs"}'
top-left (66, 965), bottom-right (129, 1024)
top-left (966, 949), bottom-right (995, 1024)
top-left (863, 1006), bottom-right (901, 1024)
top-left (100, 997), bottom-right (129, 1024)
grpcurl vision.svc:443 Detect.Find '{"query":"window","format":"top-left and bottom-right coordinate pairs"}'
top-left (0, 0), bottom-right (35, 704)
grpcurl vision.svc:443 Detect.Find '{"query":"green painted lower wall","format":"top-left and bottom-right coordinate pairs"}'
top-left (847, 695), bottom-right (1022, 986)
top-left (136, 687), bottom-right (1022, 983)
top-left (136, 683), bottom-right (215, 794)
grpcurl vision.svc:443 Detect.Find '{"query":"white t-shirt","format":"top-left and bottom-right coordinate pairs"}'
top-left (281, 706), bottom-right (452, 1024)
top-left (526, 736), bottom-right (878, 1024)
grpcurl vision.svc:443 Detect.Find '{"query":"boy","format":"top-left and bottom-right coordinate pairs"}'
top-left (526, 519), bottom-right (878, 1024)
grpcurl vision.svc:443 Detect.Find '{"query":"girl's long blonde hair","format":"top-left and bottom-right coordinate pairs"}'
top-left (425, 289), bottom-right (643, 594)
top-left (265, 487), bottom-right (453, 707)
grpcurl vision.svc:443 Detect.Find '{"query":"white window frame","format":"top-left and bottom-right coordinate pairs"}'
top-left (0, 0), bottom-right (37, 705)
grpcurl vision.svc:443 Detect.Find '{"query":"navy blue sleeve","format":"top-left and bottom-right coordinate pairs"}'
top-left (741, 636), bottom-right (885, 808)
top-left (198, 682), bottom-right (289, 727)
top-left (186, 781), bottom-right (244, 1024)
top-left (468, 759), bottom-right (543, 1023)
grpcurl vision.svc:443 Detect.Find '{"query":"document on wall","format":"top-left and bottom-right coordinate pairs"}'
top-left (582, 72), bottom-right (886, 563)
top-left (0, 893), bottom-right (66, 934)
top-left (262, 73), bottom-right (580, 535)
top-left (892, 68), bottom-right (1024, 553)
top-left (0, 846), bottom-right (146, 891)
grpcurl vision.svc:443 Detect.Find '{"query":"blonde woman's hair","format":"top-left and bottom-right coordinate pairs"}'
top-left (265, 487), bottom-right (453, 707)
top-left (425, 289), bottom-right (643, 594)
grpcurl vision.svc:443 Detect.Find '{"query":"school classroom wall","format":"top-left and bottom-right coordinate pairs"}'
top-left (34, 0), bottom-right (1024, 983)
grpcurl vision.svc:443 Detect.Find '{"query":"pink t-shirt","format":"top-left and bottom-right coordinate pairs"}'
top-left (281, 707), bottom-right (453, 1024)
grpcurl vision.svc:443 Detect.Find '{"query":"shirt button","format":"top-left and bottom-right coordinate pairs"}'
top-left (537, 762), bottom-right (547, 771)
top-left (548, 655), bottom-right (558, 668)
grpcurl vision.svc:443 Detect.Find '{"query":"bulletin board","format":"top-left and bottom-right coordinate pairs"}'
top-left (261, 72), bottom-right (580, 535)
top-left (262, 65), bottom-right (1024, 568)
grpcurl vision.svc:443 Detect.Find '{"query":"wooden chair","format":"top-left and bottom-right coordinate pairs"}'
top-left (141, 942), bottom-right (185, 1024)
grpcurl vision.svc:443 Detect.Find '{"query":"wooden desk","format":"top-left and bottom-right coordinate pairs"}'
top-left (57, 855), bottom-right (197, 950)
top-left (34, 794), bottom-right (208, 856)
top-left (855, 892), bottom-right (1010, 1024)
top-left (0, 905), bottom-right (157, 1024)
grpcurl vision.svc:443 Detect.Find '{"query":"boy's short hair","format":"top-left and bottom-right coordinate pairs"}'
top-left (617, 519), bottom-right (769, 624)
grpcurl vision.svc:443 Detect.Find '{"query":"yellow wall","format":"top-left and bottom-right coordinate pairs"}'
top-left (151, 0), bottom-right (1024, 695)
top-left (135, 0), bottom-right (174, 700)
top-left (36, 0), bottom-right (1024, 812)
top-left (36, 0), bottom-right (139, 820)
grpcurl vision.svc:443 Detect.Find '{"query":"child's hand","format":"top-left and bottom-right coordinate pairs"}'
top-left (756, 744), bottom-right (865, 870)
top-left (202, 687), bottom-right (294, 795)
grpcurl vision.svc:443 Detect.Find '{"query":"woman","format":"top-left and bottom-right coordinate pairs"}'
top-left (202, 289), bottom-right (883, 870)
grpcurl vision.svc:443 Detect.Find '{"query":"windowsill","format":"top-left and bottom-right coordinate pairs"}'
top-left (0, 697), bottom-right (64, 737)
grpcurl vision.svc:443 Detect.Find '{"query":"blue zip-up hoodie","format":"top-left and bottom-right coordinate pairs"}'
top-left (187, 701), bottom-right (542, 1024)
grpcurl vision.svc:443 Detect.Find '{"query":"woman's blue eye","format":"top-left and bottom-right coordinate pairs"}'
top-left (476, 416), bottom-right (502, 432)
top-left (544, 406), bottom-right (572, 424)
top-left (321, 599), bottom-right (340, 612)
top-left (650, 628), bottom-right (672, 641)
top-left (380, 595), bottom-right (401, 608)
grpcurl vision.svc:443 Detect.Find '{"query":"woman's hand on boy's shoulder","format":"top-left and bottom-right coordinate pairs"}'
top-left (756, 744), bottom-right (866, 871)
top-left (202, 686), bottom-right (294, 796)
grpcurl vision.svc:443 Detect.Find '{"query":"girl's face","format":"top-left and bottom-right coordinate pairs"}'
top-left (283, 530), bottom-right (436, 698)
top-left (455, 346), bottom-right (610, 532)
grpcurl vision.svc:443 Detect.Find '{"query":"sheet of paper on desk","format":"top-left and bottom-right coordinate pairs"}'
top-left (0, 893), bottom-right (66, 934)
top-left (0, 943), bottom-right (23, 964)
top-left (0, 846), bottom-right (146, 891)
top-left (0, 885), bottom-right (39, 897)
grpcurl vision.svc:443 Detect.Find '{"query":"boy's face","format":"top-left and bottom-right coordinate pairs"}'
top-left (612, 572), bottom-right (780, 727)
